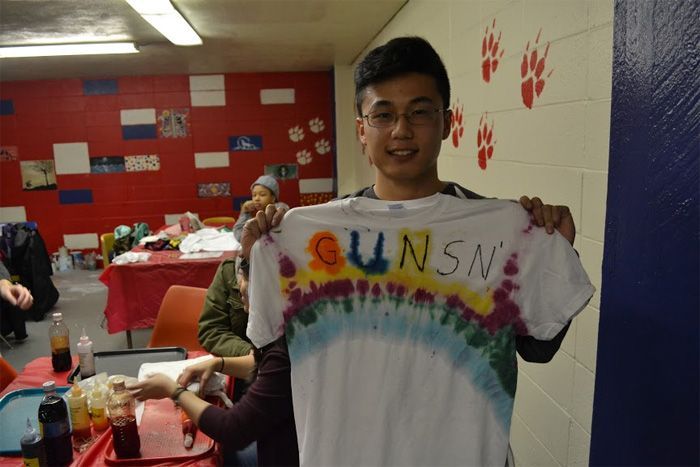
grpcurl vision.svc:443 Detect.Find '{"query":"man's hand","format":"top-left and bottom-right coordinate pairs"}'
top-left (177, 358), bottom-right (219, 397)
top-left (519, 196), bottom-right (576, 246)
top-left (240, 204), bottom-right (288, 258)
top-left (0, 279), bottom-right (33, 310)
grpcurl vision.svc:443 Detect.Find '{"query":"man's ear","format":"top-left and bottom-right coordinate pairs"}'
top-left (441, 109), bottom-right (452, 140)
top-left (356, 117), bottom-right (368, 145)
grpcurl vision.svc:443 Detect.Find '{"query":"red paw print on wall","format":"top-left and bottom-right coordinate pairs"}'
top-left (521, 29), bottom-right (553, 109)
top-left (451, 102), bottom-right (464, 148)
top-left (482, 19), bottom-right (504, 83)
top-left (477, 113), bottom-right (495, 170)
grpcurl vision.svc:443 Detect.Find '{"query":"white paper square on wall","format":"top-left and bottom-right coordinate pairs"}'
top-left (53, 142), bottom-right (91, 174)
top-left (189, 75), bottom-right (225, 91)
top-left (0, 206), bottom-right (27, 223)
top-left (194, 152), bottom-right (230, 168)
top-left (260, 88), bottom-right (296, 105)
top-left (120, 108), bottom-right (156, 125)
top-left (63, 233), bottom-right (99, 249)
top-left (190, 90), bottom-right (226, 107)
top-left (299, 178), bottom-right (333, 193)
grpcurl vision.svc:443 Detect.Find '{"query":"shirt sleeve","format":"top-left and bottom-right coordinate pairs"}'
top-left (246, 238), bottom-right (285, 348)
top-left (516, 226), bottom-right (595, 340)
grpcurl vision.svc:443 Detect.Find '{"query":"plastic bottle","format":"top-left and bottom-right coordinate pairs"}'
top-left (89, 384), bottom-right (109, 432)
top-left (76, 328), bottom-right (95, 379)
top-left (48, 313), bottom-right (71, 372)
top-left (67, 382), bottom-right (92, 441)
top-left (107, 378), bottom-right (141, 459)
top-left (38, 381), bottom-right (73, 465)
top-left (20, 418), bottom-right (47, 467)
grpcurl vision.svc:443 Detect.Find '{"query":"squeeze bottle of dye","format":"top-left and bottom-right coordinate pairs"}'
top-left (48, 313), bottom-right (71, 372)
top-left (20, 418), bottom-right (47, 467)
top-left (89, 384), bottom-right (109, 431)
top-left (76, 328), bottom-right (95, 379)
top-left (38, 381), bottom-right (72, 465)
top-left (107, 378), bottom-right (141, 458)
top-left (67, 382), bottom-right (92, 441)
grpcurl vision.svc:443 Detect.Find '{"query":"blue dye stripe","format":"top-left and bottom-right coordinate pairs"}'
top-left (122, 124), bottom-right (157, 140)
top-left (286, 297), bottom-right (514, 431)
top-left (83, 79), bottom-right (118, 95)
top-left (59, 189), bottom-right (93, 204)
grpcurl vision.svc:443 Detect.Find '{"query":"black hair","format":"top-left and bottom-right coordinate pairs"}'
top-left (354, 36), bottom-right (451, 115)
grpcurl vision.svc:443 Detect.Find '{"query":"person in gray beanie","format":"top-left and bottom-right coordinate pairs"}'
top-left (233, 175), bottom-right (289, 242)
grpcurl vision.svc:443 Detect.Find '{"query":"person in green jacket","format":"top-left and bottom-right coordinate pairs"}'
top-left (197, 258), bottom-right (253, 357)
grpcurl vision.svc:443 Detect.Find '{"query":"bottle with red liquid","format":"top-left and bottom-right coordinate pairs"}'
top-left (107, 378), bottom-right (141, 459)
top-left (38, 381), bottom-right (73, 466)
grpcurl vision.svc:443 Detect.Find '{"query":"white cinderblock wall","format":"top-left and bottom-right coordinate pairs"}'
top-left (335, 1), bottom-right (613, 465)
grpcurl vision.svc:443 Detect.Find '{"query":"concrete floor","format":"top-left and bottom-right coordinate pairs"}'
top-left (1, 268), bottom-right (152, 372)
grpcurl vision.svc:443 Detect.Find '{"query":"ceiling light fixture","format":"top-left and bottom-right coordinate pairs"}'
top-left (0, 42), bottom-right (139, 58)
top-left (125, 0), bottom-right (202, 46)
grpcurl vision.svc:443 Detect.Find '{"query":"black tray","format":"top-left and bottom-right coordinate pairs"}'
top-left (68, 347), bottom-right (187, 383)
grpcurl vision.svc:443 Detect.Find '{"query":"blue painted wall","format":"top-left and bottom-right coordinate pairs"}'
top-left (590, 1), bottom-right (699, 465)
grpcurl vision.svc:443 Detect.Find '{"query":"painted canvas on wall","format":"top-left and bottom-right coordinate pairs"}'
top-left (90, 156), bottom-right (126, 173)
top-left (198, 182), bottom-right (231, 198)
top-left (20, 160), bottom-right (57, 191)
top-left (125, 154), bottom-right (160, 172)
top-left (0, 146), bottom-right (18, 161)
top-left (157, 108), bottom-right (190, 138)
top-left (266, 164), bottom-right (298, 180)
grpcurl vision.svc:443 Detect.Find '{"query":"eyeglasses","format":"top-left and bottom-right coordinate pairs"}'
top-left (360, 108), bottom-right (448, 128)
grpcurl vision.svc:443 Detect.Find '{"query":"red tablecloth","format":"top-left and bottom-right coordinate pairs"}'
top-left (0, 354), bottom-right (219, 466)
top-left (99, 249), bottom-right (236, 333)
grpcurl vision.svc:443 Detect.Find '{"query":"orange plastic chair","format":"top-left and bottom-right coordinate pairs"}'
top-left (0, 356), bottom-right (18, 392)
top-left (202, 216), bottom-right (236, 228)
top-left (148, 285), bottom-right (208, 351)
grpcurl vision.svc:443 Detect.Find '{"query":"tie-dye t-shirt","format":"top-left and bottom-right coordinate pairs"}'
top-left (248, 194), bottom-right (594, 466)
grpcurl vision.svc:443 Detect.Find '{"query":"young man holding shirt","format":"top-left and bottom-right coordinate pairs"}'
top-left (244, 37), bottom-right (593, 466)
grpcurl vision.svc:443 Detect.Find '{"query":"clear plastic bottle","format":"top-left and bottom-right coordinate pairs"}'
top-left (20, 418), bottom-right (47, 467)
top-left (107, 378), bottom-right (141, 459)
top-left (49, 313), bottom-right (71, 372)
top-left (89, 384), bottom-right (109, 432)
top-left (67, 382), bottom-right (92, 441)
top-left (38, 381), bottom-right (72, 465)
top-left (76, 328), bottom-right (95, 379)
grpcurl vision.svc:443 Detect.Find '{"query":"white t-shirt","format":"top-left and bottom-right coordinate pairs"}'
top-left (248, 194), bottom-right (594, 466)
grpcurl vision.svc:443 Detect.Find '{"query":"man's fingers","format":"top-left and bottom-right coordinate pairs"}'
top-left (271, 207), bottom-right (288, 227)
top-left (519, 195), bottom-right (533, 210)
top-left (541, 204), bottom-right (554, 233)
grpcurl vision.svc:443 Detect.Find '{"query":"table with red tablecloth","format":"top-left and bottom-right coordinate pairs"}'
top-left (99, 248), bottom-right (236, 344)
top-left (0, 355), bottom-right (220, 466)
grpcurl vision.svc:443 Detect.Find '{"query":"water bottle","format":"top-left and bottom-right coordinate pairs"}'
top-left (76, 328), bottom-right (95, 379)
top-left (107, 378), bottom-right (141, 458)
top-left (20, 418), bottom-right (47, 467)
top-left (38, 381), bottom-right (72, 466)
top-left (48, 313), bottom-right (71, 372)
top-left (66, 382), bottom-right (92, 442)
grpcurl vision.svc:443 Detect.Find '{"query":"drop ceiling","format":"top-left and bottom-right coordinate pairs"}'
top-left (0, 0), bottom-right (406, 81)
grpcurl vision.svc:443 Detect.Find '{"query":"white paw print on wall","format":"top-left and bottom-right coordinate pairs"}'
top-left (314, 139), bottom-right (331, 155)
top-left (288, 125), bottom-right (305, 142)
top-left (308, 117), bottom-right (325, 134)
top-left (296, 149), bottom-right (313, 165)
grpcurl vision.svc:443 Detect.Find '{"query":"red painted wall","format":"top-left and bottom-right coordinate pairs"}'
top-left (0, 72), bottom-right (335, 253)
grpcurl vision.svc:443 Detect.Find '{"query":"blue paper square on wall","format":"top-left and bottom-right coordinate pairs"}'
top-left (59, 189), bottom-right (93, 204)
top-left (83, 79), bottom-right (119, 95)
top-left (0, 100), bottom-right (15, 115)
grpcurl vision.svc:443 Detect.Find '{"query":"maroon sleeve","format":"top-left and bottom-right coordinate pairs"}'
top-left (198, 340), bottom-right (293, 450)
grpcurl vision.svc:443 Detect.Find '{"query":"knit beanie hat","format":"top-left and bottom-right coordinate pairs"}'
top-left (250, 175), bottom-right (279, 199)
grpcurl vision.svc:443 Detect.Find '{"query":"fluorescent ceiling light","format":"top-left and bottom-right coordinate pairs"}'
top-left (0, 42), bottom-right (139, 58)
top-left (125, 0), bottom-right (202, 46)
